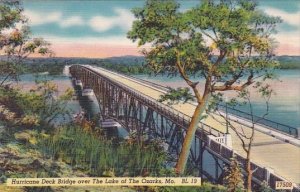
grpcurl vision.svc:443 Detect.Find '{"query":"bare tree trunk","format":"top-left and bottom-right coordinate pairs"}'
top-left (246, 150), bottom-right (252, 192)
top-left (175, 92), bottom-right (210, 174)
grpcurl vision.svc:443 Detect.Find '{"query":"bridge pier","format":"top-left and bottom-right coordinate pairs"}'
top-left (69, 65), bottom-right (236, 183)
top-left (69, 65), bottom-right (299, 191)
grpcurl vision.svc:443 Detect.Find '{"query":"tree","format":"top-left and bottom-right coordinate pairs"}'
top-left (0, 80), bottom-right (74, 129)
top-left (17, 79), bottom-right (74, 127)
top-left (0, 0), bottom-right (51, 86)
top-left (213, 87), bottom-right (273, 191)
top-left (128, 0), bottom-right (281, 189)
top-left (224, 156), bottom-right (244, 192)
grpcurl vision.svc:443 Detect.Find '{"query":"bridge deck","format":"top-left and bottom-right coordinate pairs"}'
top-left (87, 66), bottom-right (300, 184)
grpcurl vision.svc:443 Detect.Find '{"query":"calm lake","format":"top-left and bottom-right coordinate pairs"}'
top-left (16, 68), bottom-right (300, 128)
top-left (13, 68), bottom-right (298, 177)
top-left (133, 69), bottom-right (300, 128)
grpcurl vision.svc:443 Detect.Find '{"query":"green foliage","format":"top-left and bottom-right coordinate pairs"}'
top-left (0, 0), bottom-right (23, 31)
top-left (128, 1), bottom-right (282, 180)
top-left (158, 87), bottom-right (194, 105)
top-left (258, 181), bottom-right (272, 192)
top-left (0, 0), bottom-right (52, 86)
top-left (0, 86), bottom-right (25, 128)
top-left (128, 0), bottom-right (282, 98)
top-left (38, 125), bottom-right (168, 177)
top-left (224, 157), bottom-right (244, 192)
top-left (14, 129), bottom-right (38, 145)
top-left (16, 80), bottom-right (73, 127)
top-left (0, 80), bottom-right (73, 131)
top-left (277, 56), bottom-right (300, 69)
top-left (136, 182), bottom-right (226, 192)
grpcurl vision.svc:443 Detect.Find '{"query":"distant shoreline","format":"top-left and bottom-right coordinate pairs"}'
top-left (1, 55), bottom-right (300, 76)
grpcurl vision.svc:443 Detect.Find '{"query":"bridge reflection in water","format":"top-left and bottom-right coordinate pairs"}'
top-left (70, 65), bottom-right (299, 190)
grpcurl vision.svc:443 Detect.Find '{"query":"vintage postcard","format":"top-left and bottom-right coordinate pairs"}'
top-left (0, 0), bottom-right (299, 192)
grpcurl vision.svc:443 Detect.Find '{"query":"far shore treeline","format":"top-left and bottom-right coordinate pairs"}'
top-left (0, 55), bottom-right (299, 76)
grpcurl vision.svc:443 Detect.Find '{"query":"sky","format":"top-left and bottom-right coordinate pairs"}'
top-left (22, 0), bottom-right (300, 58)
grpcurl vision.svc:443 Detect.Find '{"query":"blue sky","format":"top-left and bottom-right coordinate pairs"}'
top-left (22, 0), bottom-right (300, 57)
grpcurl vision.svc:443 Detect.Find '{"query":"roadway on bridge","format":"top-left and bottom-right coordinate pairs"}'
top-left (87, 66), bottom-right (300, 185)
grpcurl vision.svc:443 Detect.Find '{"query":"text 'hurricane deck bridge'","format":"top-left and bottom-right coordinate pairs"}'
top-left (69, 65), bottom-right (300, 191)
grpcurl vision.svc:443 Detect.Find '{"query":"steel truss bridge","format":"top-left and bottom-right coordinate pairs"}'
top-left (70, 65), bottom-right (299, 191)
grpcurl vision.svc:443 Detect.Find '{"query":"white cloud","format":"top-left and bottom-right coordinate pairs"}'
top-left (264, 7), bottom-right (300, 28)
top-left (24, 10), bottom-right (84, 28)
top-left (89, 8), bottom-right (135, 32)
top-left (89, 16), bottom-right (116, 32)
top-left (59, 16), bottom-right (84, 28)
top-left (24, 10), bottom-right (62, 26)
top-left (114, 8), bottom-right (135, 30)
top-left (24, 8), bottom-right (135, 32)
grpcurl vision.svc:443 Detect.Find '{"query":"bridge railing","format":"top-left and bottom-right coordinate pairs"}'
top-left (100, 67), bottom-right (298, 138)
top-left (71, 65), bottom-right (300, 190)
top-left (217, 104), bottom-right (298, 138)
top-left (79, 65), bottom-right (224, 137)
top-left (205, 136), bottom-right (299, 190)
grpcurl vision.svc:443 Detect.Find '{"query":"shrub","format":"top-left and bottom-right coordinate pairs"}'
top-left (38, 125), bottom-right (167, 177)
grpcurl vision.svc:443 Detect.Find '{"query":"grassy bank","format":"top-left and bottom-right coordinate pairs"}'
top-left (39, 125), bottom-right (167, 177)
top-left (0, 79), bottom-right (231, 192)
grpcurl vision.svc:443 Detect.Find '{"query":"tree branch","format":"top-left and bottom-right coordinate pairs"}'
top-left (212, 28), bottom-right (219, 41)
top-left (212, 71), bottom-right (254, 92)
top-left (174, 49), bottom-right (202, 102)
top-left (201, 30), bottom-right (217, 43)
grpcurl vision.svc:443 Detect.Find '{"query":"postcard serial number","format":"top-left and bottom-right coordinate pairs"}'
top-left (275, 181), bottom-right (293, 189)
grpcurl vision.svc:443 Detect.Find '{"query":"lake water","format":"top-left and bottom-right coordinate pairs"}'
top-left (14, 73), bottom-right (81, 124)
top-left (14, 69), bottom-right (300, 129)
top-left (12, 68), bottom-right (298, 178)
top-left (133, 70), bottom-right (300, 128)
